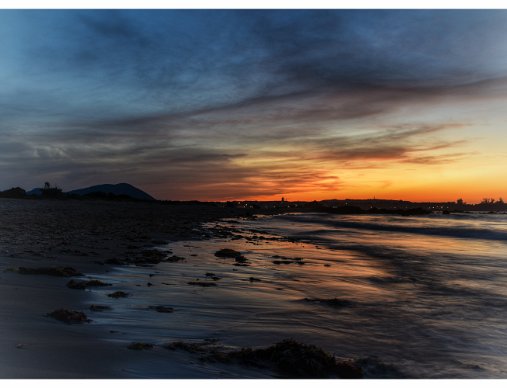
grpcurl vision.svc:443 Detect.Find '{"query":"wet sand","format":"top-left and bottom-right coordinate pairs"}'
top-left (0, 199), bottom-right (278, 378)
top-left (3, 199), bottom-right (467, 378)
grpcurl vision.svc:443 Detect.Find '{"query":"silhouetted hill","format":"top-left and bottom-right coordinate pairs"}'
top-left (67, 183), bottom-right (155, 201)
top-left (26, 188), bottom-right (43, 196)
top-left (0, 187), bottom-right (26, 198)
top-left (26, 182), bottom-right (63, 198)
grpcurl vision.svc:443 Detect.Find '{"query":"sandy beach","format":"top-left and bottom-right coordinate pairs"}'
top-left (0, 199), bottom-right (279, 378)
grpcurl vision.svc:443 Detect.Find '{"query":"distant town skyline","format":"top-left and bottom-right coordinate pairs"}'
top-left (1, 10), bottom-right (506, 202)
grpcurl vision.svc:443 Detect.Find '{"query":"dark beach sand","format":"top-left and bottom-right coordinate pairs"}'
top-left (0, 199), bottom-right (276, 378)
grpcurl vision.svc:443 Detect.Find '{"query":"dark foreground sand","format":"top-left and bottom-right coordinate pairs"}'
top-left (0, 199), bottom-right (273, 378)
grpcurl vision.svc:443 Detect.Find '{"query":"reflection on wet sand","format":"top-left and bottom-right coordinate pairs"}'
top-left (83, 212), bottom-right (507, 378)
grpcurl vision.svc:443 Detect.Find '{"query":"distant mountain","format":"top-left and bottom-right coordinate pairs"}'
top-left (0, 187), bottom-right (26, 198)
top-left (26, 188), bottom-right (43, 196)
top-left (67, 183), bottom-right (155, 201)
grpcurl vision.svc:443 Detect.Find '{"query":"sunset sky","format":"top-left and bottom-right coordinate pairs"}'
top-left (1, 9), bottom-right (507, 202)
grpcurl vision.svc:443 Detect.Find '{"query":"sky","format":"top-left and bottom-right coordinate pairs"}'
top-left (1, 9), bottom-right (507, 202)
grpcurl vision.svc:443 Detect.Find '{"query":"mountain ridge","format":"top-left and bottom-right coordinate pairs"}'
top-left (67, 183), bottom-right (155, 201)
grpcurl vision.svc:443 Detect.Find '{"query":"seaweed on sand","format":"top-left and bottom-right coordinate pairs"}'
top-left (67, 279), bottom-right (112, 289)
top-left (272, 260), bottom-right (293, 265)
top-left (187, 281), bottom-right (217, 287)
top-left (108, 291), bottom-right (129, 298)
top-left (132, 249), bottom-right (169, 265)
top-left (166, 255), bottom-right (186, 262)
top-left (17, 267), bottom-right (82, 277)
top-left (205, 272), bottom-right (221, 281)
top-left (127, 342), bottom-right (154, 350)
top-left (165, 341), bottom-right (209, 353)
top-left (303, 298), bottom-right (356, 308)
top-left (214, 249), bottom-right (250, 266)
top-left (105, 258), bottom-right (127, 265)
top-left (149, 305), bottom-right (174, 313)
top-left (272, 257), bottom-right (305, 265)
top-left (166, 339), bottom-right (364, 378)
top-left (219, 339), bottom-right (361, 378)
top-left (214, 248), bottom-right (243, 259)
top-left (47, 309), bottom-right (91, 324)
top-left (89, 304), bottom-right (112, 312)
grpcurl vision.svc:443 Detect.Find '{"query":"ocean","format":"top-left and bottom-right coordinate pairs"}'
top-left (88, 212), bottom-right (507, 378)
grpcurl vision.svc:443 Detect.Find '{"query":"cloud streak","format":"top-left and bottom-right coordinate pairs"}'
top-left (0, 10), bottom-right (506, 200)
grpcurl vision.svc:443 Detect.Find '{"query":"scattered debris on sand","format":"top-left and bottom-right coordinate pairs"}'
top-left (47, 309), bottom-right (91, 324)
top-left (89, 304), bottom-right (112, 312)
top-left (272, 260), bottom-right (293, 265)
top-left (66, 279), bottom-right (112, 289)
top-left (165, 339), bottom-right (398, 378)
top-left (16, 266), bottom-right (82, 277)
top-left (214, 249), bottom-right (251, 266)
top-left (187, 281), bottom-right (217, 287)
top-left (272, 256), bottom-right (305, 265)
top-left (127, 342), bottom-right (154, 350)
top-left (108, 291), bottom-right (129, 298)
top-left (205, 272), bottom-right (221, 281)
top-left (167, 338), bottom-right (403, 378)
top-left (214, 248), bottom-right (243, 259)
top-left (149, 305), bottom-right (174, 313)
top-left (166, 255), bottom-right (186, 262)
top-left (131, 249), bottom-right (170, 265)
top-left (164, 339), bottom-right (218, 353)
top-left (303, 298), bottom-right (356, 308)
top-left (105, 258), bottom-right (126, 265)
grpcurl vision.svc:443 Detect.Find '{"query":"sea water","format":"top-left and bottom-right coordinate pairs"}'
top-left (88, 212), bottom-right (507, 378)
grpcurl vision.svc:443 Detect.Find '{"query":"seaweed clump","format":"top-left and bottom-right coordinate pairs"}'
top-left (166, 255), bottom-right (186, 262)
top-left (219, 339), bottom-right (361, 378)
top-left (17, 267), bottom-right (82, 277)
top-left (303, 298), bottom-right (356, 309)
top-left (149, 305), bottom-right (174, 313)
top-left (47, 309), bottom-right (91, 324)
top-left (132, 249), bottom-right (169, 265)
top-left (108, 291), bottom-right (129, 298)
top-left (214, 249), bottom-right (250, 266)
top-left (127, 342), bottom-right (154, 350)
top-left (215, 248), bottom-right (243, 259)
top-left (272, 256), bottom-right (305, 265)
top-left (187, 281), bottom-right (217, 287)
top-left (165, 341), bottom-right (211, 353)
top-left (67, 279), bottom-right (112, 289)
top-left (89, 304), bottom-right (112, 312)
top-left (166, 339), bottom-right (363, 378)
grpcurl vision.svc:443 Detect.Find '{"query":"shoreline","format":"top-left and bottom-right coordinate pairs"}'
top-left (0, 199), bottom-right (292, 378)
top-left (3, 199), bottom-right (501, 378)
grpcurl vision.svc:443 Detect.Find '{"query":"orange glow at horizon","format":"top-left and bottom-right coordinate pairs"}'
top-left (149, 93), bottom-right (507, 203)
top-left (177, 149), bottom-right (507, 204)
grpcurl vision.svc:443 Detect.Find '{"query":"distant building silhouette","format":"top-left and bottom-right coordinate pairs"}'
top-left (41, 182), bottom-right (63, 198)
